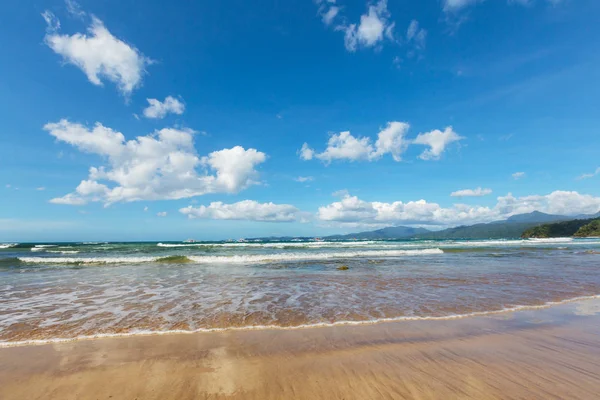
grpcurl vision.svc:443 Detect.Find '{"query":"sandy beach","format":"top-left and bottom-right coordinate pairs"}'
top-left (1, 298), bottom-right (599, 400)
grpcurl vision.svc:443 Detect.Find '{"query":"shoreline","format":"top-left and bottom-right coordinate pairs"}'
top-left (2, 293), bottom-right (600, 348)
top-left (1, 297), bottom-right (600, 399)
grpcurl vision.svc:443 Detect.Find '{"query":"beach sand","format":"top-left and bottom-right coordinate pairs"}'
top-left (1, 299), bottom-right (600, 399)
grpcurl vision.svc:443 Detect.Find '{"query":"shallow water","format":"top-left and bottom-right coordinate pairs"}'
top-left (1, 238), bottom-right (600, 343)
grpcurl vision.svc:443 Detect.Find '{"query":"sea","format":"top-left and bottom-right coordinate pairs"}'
top-left (1, 238), bottom-right (599, 346)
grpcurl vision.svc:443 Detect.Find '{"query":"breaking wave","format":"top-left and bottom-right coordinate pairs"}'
top-left (17, 248), bottom-right (443, 265)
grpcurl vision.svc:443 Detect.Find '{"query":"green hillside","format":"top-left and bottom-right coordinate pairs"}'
top-left (574, 219), bottom-right (600, 237)
top-left (415, 221), bottom-right (545, 240)
top-left (521, 218), bottom-right (599, 238)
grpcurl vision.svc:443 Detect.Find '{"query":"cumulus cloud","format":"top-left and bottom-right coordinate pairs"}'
top-left (577, 167), bottom-right (600, 180)
top-left (299, 143), bottom-right (315, 161)
top-left (44, 119), bottom-right (266, 205)
top-left (413, 127), bottom-right (464, 160)
top-left (43, 13), bottom-right (151, 95)
top-left (317, 0), bottom-right (397, 52)
top-left (157, 211), bottom-right (167, 217)
top-left (450, 187), bottom-right (492, 197)
top-left (143, 96), bottom-right (185, 119)
top-left (339, 0), bottom-right (395, 52)
top-left (318, 191), bottom-right (600, 227)
top-left (300, 122), bottom-right (411, 163)
top-left (180, 200), bottom-right (301, 222)
top-left (316, 131), bottom-right (374, 162)
top-left (512, 171), bottom-right (526, 180)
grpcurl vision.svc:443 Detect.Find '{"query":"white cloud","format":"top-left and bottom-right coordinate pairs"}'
top-left (332, 189), bottom-right (350, 197)
top-left (143, 206), bottom-right (149, 212)
top-left (316, 131), bottom-right (374, 162)
top-left (412, 127), bottom-right (464, 160)
top-left (295, 176), bottom-right (314, 183)
top-left (321, 0), bottom-right (396, 52)
top-left (65, 0), bottom-right (85, 18)
top-left (202, 147), bottom-right (266, 192)
top-left (44, 119), bottom-right (266, 205)
top-left (299, 143), bottom-right (315, 161)
top-left (43, 14), bottom-right (151, 96)
top-left (316, 0), bottom-right (341, 26)
top-left (143, 96), bottom-right (185, 119)
top-left (450, 187), bottom-right (492, 197)
top-left (406, 20), bottom-right (427, 50)
top-left (42, 11), bottom-right (60, 32)
top-left (512, 171), bottom-right (526, 180)
top-left (443, 0), bottom-right (481, 12)
top-left (342, 0), bottom-right (393, 51)
top-left (321, 6), bottom-right (340, 25)
top-left (157, 211), bottom-right (167, 217)
top-left (5, 184), bottom-right (11, 189)
top-left (36, 187), bottom-right (46, 191)
top-left (444, 0), bottom-right (560, 13)
top-left (300, 121), bottom-right (410, 163)
top-left (180, 200), bottom-right (301, 222)
top-left (372, 122), bottom-right (410, 161)
top-left (577, 167), bottom-right (600, 180)
top-left (318, 191), bottom-right (600, 227)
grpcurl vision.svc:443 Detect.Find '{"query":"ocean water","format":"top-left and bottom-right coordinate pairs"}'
top-left (1, 238), bottom-right (600, 345)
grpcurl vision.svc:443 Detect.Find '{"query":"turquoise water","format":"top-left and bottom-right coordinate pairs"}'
top-left (1, 238), bottom-right (600, 344)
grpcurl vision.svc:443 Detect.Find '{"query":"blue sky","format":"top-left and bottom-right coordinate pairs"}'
top-left (1, 0), bottom-right (599, 241)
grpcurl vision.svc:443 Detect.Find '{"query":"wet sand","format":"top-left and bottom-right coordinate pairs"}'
top-left (1, 299), bottom-right (600, 399)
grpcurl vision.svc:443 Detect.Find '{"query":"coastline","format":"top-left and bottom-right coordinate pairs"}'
top-left (2, 293), bottom-right (600, 348)
top-left (1, 298), bottom-right (600, 399)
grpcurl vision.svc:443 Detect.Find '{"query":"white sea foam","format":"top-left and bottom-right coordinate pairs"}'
top-left (18, 256), bottom-right (158, 264)
top-left (529, 238), bottom-right (574, 243)
top-left (46, 250), bottom-right (80, 254)
top-left (1, 294), bottom-right (598, 348)
top-left (0, 244), bottom-right (17, 249)
top-left (155, 238), bottom-right (599, 250)
top-left (188, 249), bottom-right (443, 263)
top-left (30, 245), bottom-right (59, 252)
top-left (436, 238), bottom-right (594, 248)
top-left (17, 248), bottom-right (443, 265)
top-left (157, 241), bottom-right (381, 248)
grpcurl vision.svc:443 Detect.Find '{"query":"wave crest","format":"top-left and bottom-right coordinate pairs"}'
top-left (17, 248), bottom-right (443, 265)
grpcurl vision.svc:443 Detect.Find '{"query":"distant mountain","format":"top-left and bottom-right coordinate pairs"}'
top-left (573, 211), bottom-right (600, 220)
top-left (414, 212), bottom-right (571, 240)
top-left (323, 212), bottom-right (573, 241)
top-left (413, 222), bottom-right (540, 240)
top-left (504, 211), bottom-right (568, 224)
top-left (522, 217), bottom-right (600, 238)
top-left (245, 211), bottom-right (600, 242)
top-left (325, 226), bottom-right (431, 240)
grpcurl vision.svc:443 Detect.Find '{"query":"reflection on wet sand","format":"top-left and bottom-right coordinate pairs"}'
top-left (1, 299), bottom-right (599, 400)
